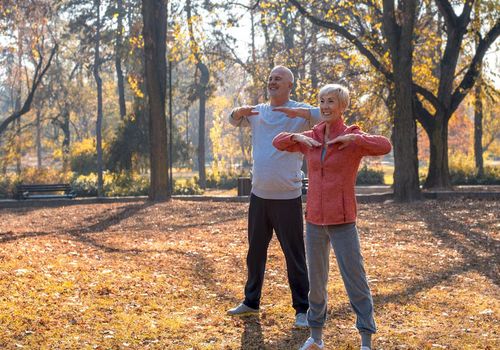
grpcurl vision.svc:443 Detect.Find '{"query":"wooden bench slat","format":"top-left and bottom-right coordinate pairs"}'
top-left (21, 194), bottom-right (76, 199)
top-left (18, 187), bottom-right (70, 190)
top-left (17, 185), bottom-right (71, 189)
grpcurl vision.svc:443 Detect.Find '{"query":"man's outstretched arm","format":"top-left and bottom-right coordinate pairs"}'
top-left (228, 105), bottom-right (258, 127)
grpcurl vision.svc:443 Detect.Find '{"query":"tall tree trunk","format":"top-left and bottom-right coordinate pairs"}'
top-left (281, 3), bottom-right (297, 99)
top-left (36, 109), bottom-right (42, 169)
top-left (298, 16), bottom-right (307, 82)
top-left (309, 26), bottom-right (318, 91)
top-left (186, 0), bottom-right (208, 189)
top-left (197, 62), bottom-right (209, 189)
top-left (15, 116), bottom-right (21, 175)
top-left (62, 112), bottom-right (71, 172)
top-left (425, 0), bottom-right (481, 188)
top-left (250, 5), bottom-right (259, 105)
top-left (392, 67), bottom-right (420, 200)
top-left (259, 9), bottom-right (273, 100)
top-left (185, 107), bottom-right (189, 142)
top-left (472, 1), bottom-right (483, 178)
top-left (142, 0), bottom-right (169, 200)
top-left (115, 0), bottom-right (127, 120)
top-left (424, 115), bottom-right (450, 188)
top-left (238, 128), bottom-right (250, 167)
top-left (94, 0), bottom-right (104, 197)
top-left (474, 76), bottom-right (484, 177)
top-left (383, 0), bottom-right (421, 201)
top-left (260, 5), bottom-right (275, 75)
top-left (16, 25), bottom-right (22, 175)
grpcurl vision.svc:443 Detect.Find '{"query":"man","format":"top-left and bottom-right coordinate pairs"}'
top-left (227, 65), bottom-right (320, 327)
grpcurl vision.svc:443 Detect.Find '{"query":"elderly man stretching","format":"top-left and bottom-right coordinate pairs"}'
top-left (227, 65), bottom-right (320, 327)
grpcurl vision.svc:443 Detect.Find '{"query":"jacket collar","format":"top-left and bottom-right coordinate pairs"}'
top-left (314, 117), bottom-right (345, 141)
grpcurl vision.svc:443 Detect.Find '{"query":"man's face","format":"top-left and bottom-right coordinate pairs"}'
top-left (267, 68), bottom-right (293, 99)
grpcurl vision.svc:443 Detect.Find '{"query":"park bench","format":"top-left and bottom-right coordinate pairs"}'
top-left (16, 183), bottom-right (76, 200)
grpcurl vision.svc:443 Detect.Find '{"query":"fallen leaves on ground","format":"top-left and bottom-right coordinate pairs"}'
top-left (0, 199), bottom-right (498, 349)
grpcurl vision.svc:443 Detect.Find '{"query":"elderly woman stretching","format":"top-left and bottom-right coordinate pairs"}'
top-left (272, 84), bottom-right (392, 350)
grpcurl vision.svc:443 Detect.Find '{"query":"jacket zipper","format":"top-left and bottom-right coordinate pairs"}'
top-left (342, 188), bottom-right (346, 222)
top-left (320, 143), bottom-right (325, 223)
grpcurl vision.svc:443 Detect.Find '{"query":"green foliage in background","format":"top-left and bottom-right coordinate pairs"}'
top-left (70, 139), bottom-right (109, 175)
top-left (450, 166), bottom-right (500, 185)
top-left (0, 174), bottom-right (19, 199)
top-left (448, 154), bottom-right (500, 185)
top-left (206, 170), bottom-right (249, 189)
top-left (72, 173), bottom-right (204, 197)
top-left (356, 165), bottom-right (385, 185)
top-left (173, 177), bottom-right (203, 195)
top-left (0, 167), bottom-right (72, 199)
top-left (71, 172), bottom-right (150, 197)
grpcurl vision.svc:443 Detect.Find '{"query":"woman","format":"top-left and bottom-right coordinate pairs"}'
top-left (272, 84), bottom-right (392, 350)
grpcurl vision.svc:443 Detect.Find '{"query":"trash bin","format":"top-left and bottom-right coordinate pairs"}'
top-left (237, 177), bottom-right (252, 196)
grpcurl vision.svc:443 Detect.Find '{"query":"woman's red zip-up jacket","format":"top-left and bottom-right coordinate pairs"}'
top-left (273, 118), bottom-right (392, 226)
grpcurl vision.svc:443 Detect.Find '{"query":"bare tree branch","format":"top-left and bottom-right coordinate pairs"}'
top-left (450, 18), bottom-right (500, 116)
top-left (0, 44), bottom-right (58, 137)
top-left (289, 0), bottom-right (393, 81)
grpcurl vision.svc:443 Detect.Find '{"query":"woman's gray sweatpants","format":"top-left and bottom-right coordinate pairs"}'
top-left (306, 222), bottom-right (376, 334)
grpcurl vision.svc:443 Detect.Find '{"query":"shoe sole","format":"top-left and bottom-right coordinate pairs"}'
top-left (227, 311), bottom-right (259, 317)
top-left (294, 323), bottom-right (309, 328)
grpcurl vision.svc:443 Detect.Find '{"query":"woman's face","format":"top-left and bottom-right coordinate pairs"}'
top-left (319, 92), bottom-right (343, 123)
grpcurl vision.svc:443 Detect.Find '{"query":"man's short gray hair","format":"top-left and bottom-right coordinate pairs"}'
top-left (271, 65), bottom-right (294, 83)
top-left (319, 84), bottom-right (350, 111)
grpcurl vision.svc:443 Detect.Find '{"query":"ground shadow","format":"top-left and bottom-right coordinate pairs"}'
top-left (166, 211), bottom-right (245, 232)
top-left (240, 316), bottom-right (265, 350)
top-left (326, 201), bottom-right (499, 319)
top-left (273, 326), bottom-right (309, 350)
top-left (0, 230), bottom-right (52, 244)
top-left (0, 202), bottom-right (153, 246)
top-left (190, 251), bottom-right (240, 305)
top-left (1, 201), bottom-right (246, 257)
top-left (415, 203), bottom-right (499, 286)
top-left (72, 201), bottom-right (155, 234)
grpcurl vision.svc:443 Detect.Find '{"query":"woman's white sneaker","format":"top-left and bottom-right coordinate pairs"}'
top-left (299, 337), bottom-right (324, 350)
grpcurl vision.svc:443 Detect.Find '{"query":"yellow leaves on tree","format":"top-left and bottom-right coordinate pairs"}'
top-left (127, 74), bottom-right (143, 99)
top-left (208, 95), bottom-right (239, 174)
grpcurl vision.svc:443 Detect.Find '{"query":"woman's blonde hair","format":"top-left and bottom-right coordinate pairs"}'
top-left (318, 84), bottom-right (350, 112)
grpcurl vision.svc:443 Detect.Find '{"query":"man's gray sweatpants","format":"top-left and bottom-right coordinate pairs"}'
top-left (305, 222), bottom-right (376, 334)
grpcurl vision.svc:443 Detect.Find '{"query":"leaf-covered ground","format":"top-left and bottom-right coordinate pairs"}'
top-left (0, 199), bottom-right (498, 349)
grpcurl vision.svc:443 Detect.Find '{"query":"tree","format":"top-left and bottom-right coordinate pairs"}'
top-left (114, 0), bottom-right (127, 120)
top-left (474, 72), bottom-right (484, 177)
top-left (415, 0), bottom-right (500, 188)
top-left (289, 0), bottom-right (420, 201)
top-left (93, 0), bottom-right (105, 197)
top-left (185, 0), bottom-right (209, 189)
top-left (473, 77), bottom-right (500, 170)
top-left (0, 45), bottom-right (58, 137)
top-left (44, 56), bottom-right (84, 172)
top-left (142, 0), bottom-right (169, 200)
top-left (290, 0), bottom-right (499, 195)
